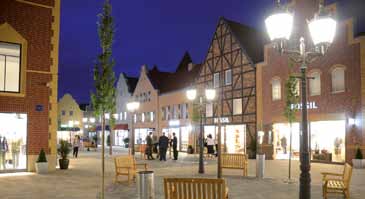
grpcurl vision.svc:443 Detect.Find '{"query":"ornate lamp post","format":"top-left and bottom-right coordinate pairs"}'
top-left (186, 88), bottom-right (216, 174)
top-left (126, 101), bottom-right (140, 155)
top-left (265, 1), bottom-right (336, 198)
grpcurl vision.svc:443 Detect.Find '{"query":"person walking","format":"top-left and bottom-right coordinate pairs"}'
top-left (172, 132), bottom-right (178, 160)
top-left (158, 133), bottom-right (169, 161)
top-left (73, 135), bottom-right (80, 158)
top-left (145, 132), bottom-right (154, 160)
top-left (206, 134), bottom-right (215, 159)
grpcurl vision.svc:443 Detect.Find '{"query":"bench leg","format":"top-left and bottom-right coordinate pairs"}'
top-left (344, 189), bottom-right (350, 199)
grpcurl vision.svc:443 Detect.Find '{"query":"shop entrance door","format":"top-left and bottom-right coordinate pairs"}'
top-left (204, 125), bottom-right (247, 154)
top-left (0, 113), bottom-right (27, 172)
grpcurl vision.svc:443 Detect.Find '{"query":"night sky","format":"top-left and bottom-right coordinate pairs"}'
top-left (59, 0), bottom-right (364, 104)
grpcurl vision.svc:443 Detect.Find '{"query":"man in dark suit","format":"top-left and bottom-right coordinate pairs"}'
top-left (146, 132), bottom-right (154, 160)
top-left (158, 133), bottom-right (169, 161)
top-left (172, 133), bottom-right (178, 160)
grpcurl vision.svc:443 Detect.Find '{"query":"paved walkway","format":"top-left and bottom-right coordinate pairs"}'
top-left (0, 149), bottom-right (364, 199)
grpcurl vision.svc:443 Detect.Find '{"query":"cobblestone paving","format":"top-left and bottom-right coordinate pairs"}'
top-left (0, 149), bottom-right (364, 199)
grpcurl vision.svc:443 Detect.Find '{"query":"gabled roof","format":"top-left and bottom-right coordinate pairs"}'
top-left (146, 52), bottom-right (201, 94)
top-left (223, 17), bottom-right (269, 64)
top-left (123, 73), bottom-right (138, 94)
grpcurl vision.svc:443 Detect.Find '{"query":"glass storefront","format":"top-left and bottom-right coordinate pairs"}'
top-left (114, 130), bottom-right (128, 146)
top-left (0, 113), bottom-right (27, 171)
top-left (162, 128), bottom-right (181, 150)
top-left (272, 120), bottom-right (346, 163)
top-left (135, 128), bottom-right (153, 144)
top-left (204, 124), bottom-right (246, 153)
top-left (180, 126), bottom-right (189, 151)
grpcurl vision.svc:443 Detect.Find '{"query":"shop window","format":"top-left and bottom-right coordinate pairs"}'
top-left (271, 78), bottom-right (281, 101)
top-left (309, 72), bottom-right (321, 96)
top-left (150, 112), bottom-right (154, 122)
top-left (213, 73), bottom-right (220, 88)
top-left (225, 69), bottom-right (232, 85)
top-left (0, 42), bottom-right (21, 92)
top-left (331, 67), bottom-right (345, 93)
top-left (233, 98), bottom-right (242, 115)
top-left (206, 103), bottom-right (213, 117)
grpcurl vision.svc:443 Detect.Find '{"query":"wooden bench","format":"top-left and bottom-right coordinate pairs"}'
top-left (221, 153), bottom-right (248, 176)
top-left (322, 163), bottom-right (353, 199)
top-left (164, 178), bottom-right (228, 199)
top-left (83, 141), bottom-right (96, 151)
top-left (114, 155), bottom-right (148, 183)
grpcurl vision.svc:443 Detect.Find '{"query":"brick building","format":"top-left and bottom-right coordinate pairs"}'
top-left (256, 0), bottom-right (365, 163)
top-left (0, 0), bottom-right (60, 172)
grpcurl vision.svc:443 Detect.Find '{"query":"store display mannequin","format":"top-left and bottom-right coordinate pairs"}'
top-left (0, 135), bottom-right (8, 170)
top-left (11, 138), bottom-right (22, 169)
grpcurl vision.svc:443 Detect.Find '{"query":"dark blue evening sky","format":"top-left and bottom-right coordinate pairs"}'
top-left (59, 0), bottom-right (363, 103)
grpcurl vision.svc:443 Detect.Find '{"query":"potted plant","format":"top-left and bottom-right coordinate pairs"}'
top-left (35, 148), bottom-right (48, 174)
top-left (187, 145), bottom-right (194, 154)
top-left (352, 147), bottom-right (364, 169)
top-left (334, 137), bottom-right (343, 155)
top-left (58, 140), bottom-right (71, 169)
top-left (123, 137), bottom-right (129, 148)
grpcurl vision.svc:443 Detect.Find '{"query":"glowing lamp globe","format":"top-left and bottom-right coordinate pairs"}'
top-left (265, 12), bottom-right (293, 41)
top-left (205, 89), bottom-right (216, 101)
top-left (308, 16), bottom-right (336, 45)
top-left (186, 89), bottom-right (197, 101)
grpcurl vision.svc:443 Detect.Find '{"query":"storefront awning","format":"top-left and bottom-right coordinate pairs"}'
top-left (114, 124), bottom-right (128, 130)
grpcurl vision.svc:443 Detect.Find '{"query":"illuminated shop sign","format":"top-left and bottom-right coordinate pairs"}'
top-left (213, 117), bottom-right (230, 124)
top-left (290, 102), bottom-right (318, 110)
top-left (169, 120), bottom-right (180, 127)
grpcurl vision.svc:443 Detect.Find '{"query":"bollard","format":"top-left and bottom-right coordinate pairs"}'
top-left (137, 171), bottom-right (154, 199)
top-left (256, 154), bottom-right (265, 179)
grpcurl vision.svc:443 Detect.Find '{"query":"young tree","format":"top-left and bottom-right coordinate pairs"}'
top-left (284, 61), bottom-right (300, 181)
top-left (91, 0), bottom-right (116, 198)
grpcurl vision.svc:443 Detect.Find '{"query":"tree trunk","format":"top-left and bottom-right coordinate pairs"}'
top-left (101, 114), bottom-right (105, 199)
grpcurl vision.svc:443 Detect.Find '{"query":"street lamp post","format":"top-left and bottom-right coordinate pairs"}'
top-left (127, 101), bottom-right (140, 155)
top-left (265, 1), bottom-right (336, 198)
top-left (187, 88), bottom-right (216, 174)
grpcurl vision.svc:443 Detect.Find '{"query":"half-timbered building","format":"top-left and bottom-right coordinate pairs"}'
top-left (195, 17), bottom-right (267, 156)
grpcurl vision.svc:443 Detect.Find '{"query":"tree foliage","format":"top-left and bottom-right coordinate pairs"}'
top-left (284, 60), bottom-right (300, 123)
top-left (91, 0), bottom-right (116, 118)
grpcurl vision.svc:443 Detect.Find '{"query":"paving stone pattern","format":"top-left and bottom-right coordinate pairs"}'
top-left (0, 149), bottom-right (364, 199)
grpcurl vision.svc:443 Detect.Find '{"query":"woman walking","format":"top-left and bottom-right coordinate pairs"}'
top-left (73, 135), bottom-right (80, 158)
top-left (206, 134), bottom-right (215, 159)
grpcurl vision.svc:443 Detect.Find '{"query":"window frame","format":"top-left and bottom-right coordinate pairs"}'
top-left (0, 41), bottom-right (22, 93)
top-left (224, 69), bottom-right (232, 85)
top-left (233, 98), bottom-right (242, 115)
top-left (271, 77), bottom-right (281, 101)
top-left (309, 71), bottom-right (321, 96)
top-left (331, 67), bottom-right (346, 94)
top-left (213, 72), bottom-right (220, 88)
